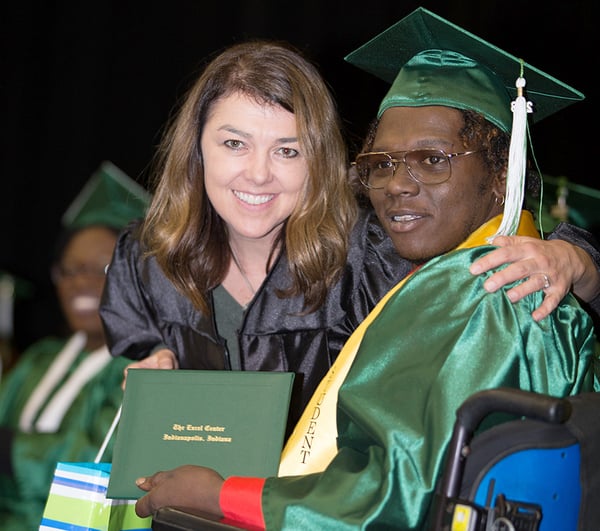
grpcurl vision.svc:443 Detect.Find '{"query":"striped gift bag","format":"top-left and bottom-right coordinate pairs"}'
top-left (39, 407), bottom-right (152, 531)
top-left (39, 462), bottom-right (151, 531)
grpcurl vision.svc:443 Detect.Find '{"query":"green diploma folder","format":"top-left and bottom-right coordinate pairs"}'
top-left (107, 369), bottom-right (295, 499)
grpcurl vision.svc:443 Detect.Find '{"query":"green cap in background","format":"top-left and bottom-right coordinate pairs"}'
top-left (532, 176), bottom-right (600, 234)
top-left (62, 161), bottom-right (151, 230)
top-left (0, 271), bottom-right (33, 301)
top-left (344, 7), bottom-right (584, 132)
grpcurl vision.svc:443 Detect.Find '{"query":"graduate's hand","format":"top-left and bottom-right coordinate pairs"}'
top-left (135, 465), bottom-right (224, 518)
top-left (121, 349), bottom-right (178, 390)
top-left (470, 236), bottom-right (600, 322)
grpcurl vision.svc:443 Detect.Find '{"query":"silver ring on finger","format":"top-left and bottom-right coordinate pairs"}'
top-left (541, 273), bottom-right (551, 290)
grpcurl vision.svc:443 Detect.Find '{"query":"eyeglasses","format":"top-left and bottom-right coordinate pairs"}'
top-left (353, 149), bottom-right (481, 189)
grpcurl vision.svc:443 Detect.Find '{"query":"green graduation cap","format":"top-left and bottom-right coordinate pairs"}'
top-left (62, 161), bottom-right (151, 230)
top-left (345, 6), bottom-right (585, 238)
top-left (344, 6), bottom-right (584, 133)
top-left (0, 271), bottom-right (33, 302)
top-left (531, 175), bottom-right (600, 234)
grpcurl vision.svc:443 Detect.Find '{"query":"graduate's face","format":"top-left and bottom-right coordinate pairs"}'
top-left (53, 226), bottom-right (117, 347)
top-left (200, 91), bottom-right (307, 247)
top-left (367, 106), bottom-right (504, 264)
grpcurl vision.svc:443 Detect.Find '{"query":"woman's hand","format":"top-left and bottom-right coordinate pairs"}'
top-left (470, 236), bottom-right (600, 322)
top-left (121, 348), bottom-right (178, 390)
top-left (135, 465), bottom-right (225, 518)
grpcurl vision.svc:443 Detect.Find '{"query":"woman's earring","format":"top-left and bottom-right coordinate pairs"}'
top-left (495, 194), bottom-right (505, 206)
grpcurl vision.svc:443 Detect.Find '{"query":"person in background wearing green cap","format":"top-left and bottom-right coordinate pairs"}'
top-left (102, 39), bottom-right (600, 440)
top-left (131, 8), bottom-right (599, 530)
top-left (0, 162), bottom-right (150, 530)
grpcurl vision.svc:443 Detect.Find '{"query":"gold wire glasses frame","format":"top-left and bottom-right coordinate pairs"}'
top-left (353, 149), bottom-right (481, 189)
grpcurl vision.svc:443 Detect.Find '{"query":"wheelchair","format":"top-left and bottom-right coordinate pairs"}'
top-left (430, 387), bottom-right (599, 531)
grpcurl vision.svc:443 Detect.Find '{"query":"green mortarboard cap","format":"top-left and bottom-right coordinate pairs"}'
top-left (0, 271), bottom-right (34, 301)
top-left (62, 161), bottom-right (151, 230)
top-left (530, 175), bottom-right (600, 234)
top-left (344, 7), bottom-right (584, 132)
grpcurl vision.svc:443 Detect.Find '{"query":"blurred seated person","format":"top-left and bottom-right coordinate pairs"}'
top-left (0, 162), bottom-right (150, 530)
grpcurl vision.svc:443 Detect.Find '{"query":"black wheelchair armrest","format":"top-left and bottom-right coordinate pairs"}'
top-left (152, 506), bottom-right (245, 530)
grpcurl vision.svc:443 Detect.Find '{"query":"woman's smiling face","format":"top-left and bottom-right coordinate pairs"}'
top-left (200, 91), bottom-right (307, 246)
top-left (54, 226), bottom-right (117, 347)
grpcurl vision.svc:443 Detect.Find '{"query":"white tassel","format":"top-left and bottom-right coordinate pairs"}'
top-left (490, 74), bottom-right (532, 239)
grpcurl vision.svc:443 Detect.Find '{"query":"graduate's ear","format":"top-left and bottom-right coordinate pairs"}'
top-left (492, 170), bottom-right (507, 204)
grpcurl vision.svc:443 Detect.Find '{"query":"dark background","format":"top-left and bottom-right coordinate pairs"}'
top-left (1, 0), bottom-right (595, 351)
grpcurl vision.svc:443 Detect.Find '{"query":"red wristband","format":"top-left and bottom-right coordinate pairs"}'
top-left (220, 476), bottom-right (266, 530)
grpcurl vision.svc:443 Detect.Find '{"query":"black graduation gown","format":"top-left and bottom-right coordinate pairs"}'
top-left (99, 209), bottom-right (405, 432)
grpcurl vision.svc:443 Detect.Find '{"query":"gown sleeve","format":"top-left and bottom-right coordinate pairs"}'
top-left (548, 221), bottom-right (600, 324)
top-left (100, 222), bottom-right (167, 360)
top-left (260, 246), bottom-right (598, 530)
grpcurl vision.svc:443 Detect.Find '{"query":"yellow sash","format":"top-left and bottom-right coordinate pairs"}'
top-left (278, 213), bottom-right (539, 476)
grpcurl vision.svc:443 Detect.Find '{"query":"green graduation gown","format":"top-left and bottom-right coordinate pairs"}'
top-left (261, 215), bottom-right (599, 530)
top-left (0, 333), bottom-right (129, 530)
